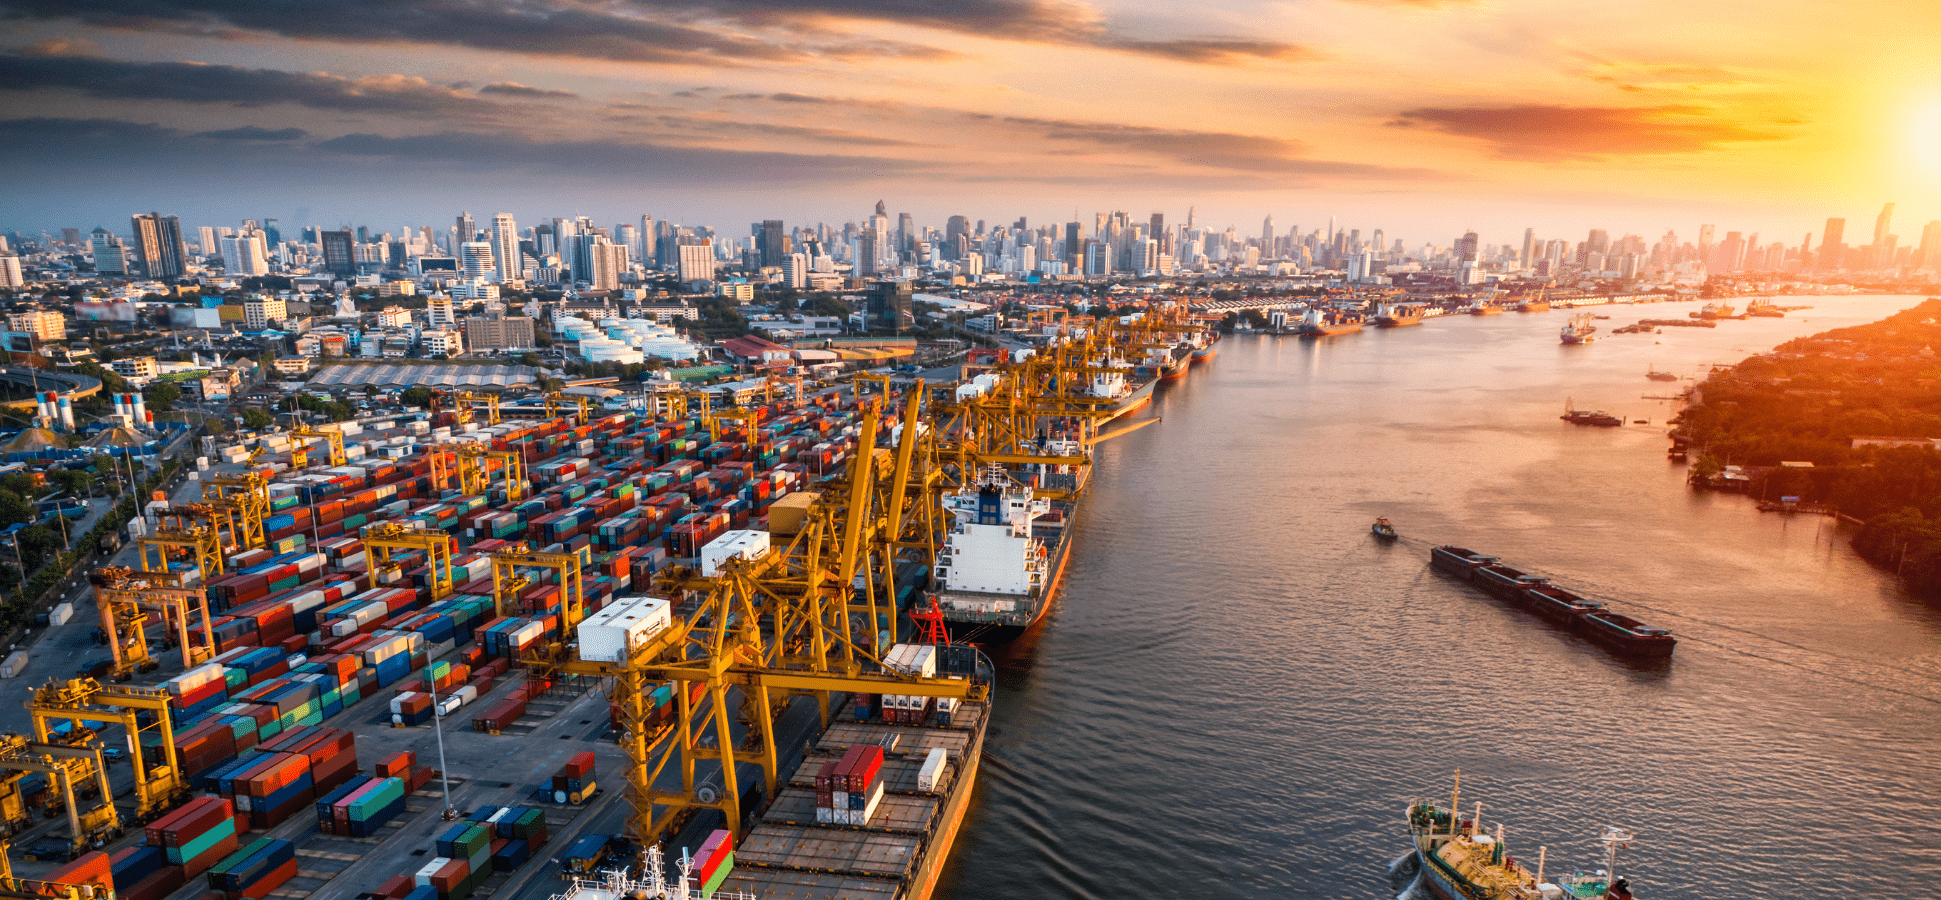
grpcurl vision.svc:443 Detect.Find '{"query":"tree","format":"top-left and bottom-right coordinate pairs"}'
top-left (242, 408), bottom-right (274, 431)
top-left (0, 490), bottom-right (33, 529)
top-left (401, 386), bottom-right (432, 408)
top-left (144, 381), bottom-right (182, 412)
top-left (48, 469), bottom-right (93, 498)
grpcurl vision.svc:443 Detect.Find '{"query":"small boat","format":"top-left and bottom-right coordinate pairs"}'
top-left (1645, 366), bottom-right (1678, 382)
top-left (1372, 518), bottom-right (1397, 540)
top-left (1560, 399), bottom-right (1622, 427)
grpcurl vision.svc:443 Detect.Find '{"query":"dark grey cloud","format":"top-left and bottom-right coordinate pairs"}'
top-left (1006, 115), bottom-right (1435, 178)
top-left (1387, 104), bottom-right (1788, 159)
top-left (0, 0), bottom-right (1306, 66)
top-left (197, 125), bottom-right (307, 140)
top-left (645, 115), bottom-right (918, 147)
top-left (477, 82), bottom-right (578, 99)
top-left (314, 129), bottom-right (922, 181)
top-left (0, 52), bottom-right (493, 115)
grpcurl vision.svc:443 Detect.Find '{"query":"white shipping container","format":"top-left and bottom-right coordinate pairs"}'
top-left (415, 860), bottom-right (448, 887)
top-left (814, 806), bottom-right (834, 824)
top-left (49, 602), bottom-right (73, 626)
top-left (436, 695), bottom-right (462, 717)
top-left (701, 530), bottom-right (772, 577)
top-left (196, 456), bottom-right (210, 470)
top-left (0, 650), bottom-right (30, 679)
top-left (916, 748), bottom-right (948, 792)
top-left (577, 597), bottom-right (672, 662)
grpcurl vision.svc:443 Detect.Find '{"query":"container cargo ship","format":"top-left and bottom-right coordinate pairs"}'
top-left (1374, 303), bottom-right (1423, 327)
top-left (1086, 365), bottom-right (1160, 422)
top-left (1560, 313), bottom-right (1597, 344)
top-left (1429, 546), bottom-right (1675, 657)
top-left (935, 458), bottom-right (1082, 644)
top-left (1407, 775), bottom-right (1640, 900)
top-left (1515, 297), bottom-right (1551, 313)
top-left (1294, 308), bottom-right (1364, 337)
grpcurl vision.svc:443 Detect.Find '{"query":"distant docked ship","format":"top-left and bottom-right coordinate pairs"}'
top-left (1295, 308), bottom-right (1363, 337)
top-left (1690, 302), bottom-right (1736, 320)
top-left (1746, 298), bottom-right (1784, 317)
top-left (1374, 303), bottom-right (1423, 327)
top-left (1515, 297), bottom-right (1551, 313)
top-left (1408, 773), bottom-right (1641, 900)
top-left (1560, 313), bottom-right (1597, 344)
top-left (1470, 303), bottom-right (1505, 316)
top-left (1645, 366), bottom-right (1678, 382)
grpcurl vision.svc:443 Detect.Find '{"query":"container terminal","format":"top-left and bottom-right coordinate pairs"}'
top-left (0, 308), bottom-right (1212, 900)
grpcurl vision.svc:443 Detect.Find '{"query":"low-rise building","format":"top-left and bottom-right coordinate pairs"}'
top-left (244, 296), bottom-right (286, 329)
top-left (421, 329), bottom-right (464, 357)
top-left (184, 367), bottom-right (240, 402)
top-left (463, 315), bottom-right (535, 350)
top-left (272, 355), bottom-right (312, 376)
top-left (109, 355), bottom-right (160, 381)
top-left (7, 309), bottom-right (66, 342)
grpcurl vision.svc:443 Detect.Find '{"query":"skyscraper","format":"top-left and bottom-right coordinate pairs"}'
top-left (1457, 231), bottom-right (1479, 263)
top-left (1919, 220), bottom-right (1941, 268)
top-left (1261, 216), bottom-right (1275, 256)
top-left (198, 226), bottom-right (217, 256)
top-left (588, 236), bottom-right (624, 291)
top-left (1066, 221), bottom-right (1084, 269)
top-left (263, 218), bottom-right (281, 247)
top-left (1697, 224), bottom-right (1715, 264)
top-left (320, 229), bottom-right (355, 278)
top-left (1520, 228), bottom-right (1535, 268)
top-left (90, 227), bottom-right (126, 275)
top-left (456, 212), bottom-right (477, 244)
top-left (1875, 203), bottom-right (1895, 246)
top-left (221, 229), bottom-right (270, 276)
top-left (759, 220), bottom-right (786, 268)
top-left (130, 212), bottom-right (188, 279)
top-left (638, 215), bottom-right (654, 262)
top-left (678, 240), bottom-right (716, 284)
top-left (1821, 218), bottom-right (1846, 269)
top-left (459, 241), bottom-right (495, 281)
top-left (490, 213), bottom-right (519, 284)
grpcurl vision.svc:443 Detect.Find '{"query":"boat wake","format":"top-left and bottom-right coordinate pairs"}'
top-left (1388, 851), bottom-right (1423, 897)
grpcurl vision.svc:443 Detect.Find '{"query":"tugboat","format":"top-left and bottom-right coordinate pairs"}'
top-left (1409, 772), bottom-right (1641, 900)
top-left (1371, 517), bottom-right (1398, 540)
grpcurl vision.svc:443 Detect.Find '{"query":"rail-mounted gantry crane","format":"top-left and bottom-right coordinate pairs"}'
top-left (27, 678), bottom-right (188, 821)
top-left (489, 544), bottom-right (585, 674)
top-left (543, 391), bottom-right (592, 425)
top-left (458, 391), bottom-right (501, 426)
top-left (456, 442), bottom-right (528, 501)
top-left (0, 735), bottom-right (116, 857)
top-left (137, 509), bottom-right (222, 580)
top-left (89, 567), bottom-right (213, 677)
top-left (0, 836), bottom-right (116, 900)
top-left (361, 523), bottom-right (455, 602)
top-left (287, 424), bottom-right (346, 469)
top-left (198, 471), bottom-right (273, 553)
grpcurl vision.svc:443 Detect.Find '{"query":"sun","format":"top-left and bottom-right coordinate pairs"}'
top-left (1915, 100), bottom-right (1941, 178)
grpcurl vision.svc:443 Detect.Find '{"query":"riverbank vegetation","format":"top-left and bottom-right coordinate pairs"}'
top-left (1674, 297), bottom-right (1941, 590)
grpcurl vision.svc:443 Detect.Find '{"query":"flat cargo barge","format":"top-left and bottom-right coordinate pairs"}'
top-left (718, 693), bottom-right (988, 900)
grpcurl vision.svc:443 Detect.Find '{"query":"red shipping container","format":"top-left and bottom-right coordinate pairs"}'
top-left (47, 851), bottom-right (113, 891)
top-left (375, 750), bottom-right (416, 779)
top-left (147, 796), bottom-right (233, 847)
top-left (846, 745), bottom-right (884, 792)
top-left (122, 866), bottom-right (187, 900)
top-left (376, 875), bottom-right (415, 899)
top-left (565, 751), bottom-right (595, 778)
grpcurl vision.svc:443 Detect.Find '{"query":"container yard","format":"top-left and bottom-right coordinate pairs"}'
top-left (0, 310), bottom-right (1208, 900)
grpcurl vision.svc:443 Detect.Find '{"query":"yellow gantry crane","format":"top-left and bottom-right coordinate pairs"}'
top-left (459, 391), bottom-right (501, 426)
top-left (361, 523), bottom-right (455, 601)
top-left (552, 388), bottom-right (984, 848)
top-left (456, 442), bottom-right (528, 501)
top-left (199, 470), bottom-right (272, 553)
top-left (288, 424), bottom-right (346, 469)
top-left (90, 567), bottom-right (213, 676)
top-left (489, 544), bottom-right (584, 670)
top-left (138, 510), bottom-right (223, 579)
top-left (543, 391), bottom-right (592, 425)
top-left (0, 735), bottom-right (117, 857)
top-left (28, 678), bottom-right (188, 821)
top-left (704, 408), bottom-right (760, 446)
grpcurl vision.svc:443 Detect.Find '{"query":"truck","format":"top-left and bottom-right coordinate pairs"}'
top-left (556, 833), bottom-right (631, 876)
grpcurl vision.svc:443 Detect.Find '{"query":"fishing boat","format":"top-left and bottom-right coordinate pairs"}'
top-left (1372, 518), bottom-right (1397, 540)
top-left (1408, 773), bottom-right (1640, 900)
top-left (1560, 313), bottom-right (1597, 344)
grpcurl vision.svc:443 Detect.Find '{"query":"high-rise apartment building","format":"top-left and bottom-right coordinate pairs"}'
top-left (758, 220), bottom-right (786, 269)
top-left (589, 236), bottom-right (625, 290)
top-left (459, 241), bottom-right (495, 281)
top-left (490, 213), bottom-right (520, 284)
top-left (783, 253), bottom-right (808, 289)
top-left (463, 315), bottom-right (535, 350)
top-left (456, 212), bottom-right (477, 244)
top-left (427, 293), bottom-right (456, 329)
top-left (321, 229), bottom-right (356, 278)
top-left (130, 212), bottom-right (189, 279)
top-left (638, 215), bottom-right (654, 262)
top-left (1065, 222), bottom-right (1084, 269)
top-left (1875, 203), bottom-right (1895, 246)
top-left (678, 240), bottom-right (716, 284)
top-left (1519, 228), bottom-right (1535, 268)
top-left (0, 252), bottom-right (21, 289)
top-left (90, 227), bottom-right (126, 275)
top-left (1920, 221), bottom-right (1941, 268)
top-left (198, 226), bottom-right (217, 256)
top-left (222, 230), bottom-right (271, 276)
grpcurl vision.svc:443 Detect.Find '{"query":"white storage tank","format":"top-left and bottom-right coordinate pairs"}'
top-left (576, 596), bottom-right (672, 662)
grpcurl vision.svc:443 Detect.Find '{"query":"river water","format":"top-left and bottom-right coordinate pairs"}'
top-left (933, 295), bottom-right (1941, 900)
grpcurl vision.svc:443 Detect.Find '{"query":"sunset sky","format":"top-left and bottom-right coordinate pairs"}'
top-left (0, 0), bottom-right (1935, 246)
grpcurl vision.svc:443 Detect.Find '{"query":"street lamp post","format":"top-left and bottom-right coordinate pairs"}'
top-left (425, 676), bottom-right (457, 820)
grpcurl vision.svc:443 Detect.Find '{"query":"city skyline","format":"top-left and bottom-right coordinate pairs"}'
top-left (0, 0), bottom-right (1935, 235)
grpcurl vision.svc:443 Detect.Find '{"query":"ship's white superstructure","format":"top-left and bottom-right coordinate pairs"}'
top-left (551, 846), bottom-right (752, 900)
top-left (934, 465), bottom-right (1049, 613)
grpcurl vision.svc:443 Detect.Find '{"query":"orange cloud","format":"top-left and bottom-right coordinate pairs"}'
top-left (1386, 104), bottom-right (1793, 160)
